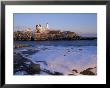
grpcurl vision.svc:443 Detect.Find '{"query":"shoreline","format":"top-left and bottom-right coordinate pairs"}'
top-left (14, 45), bottom-right (97, 75)
top-left (14, 52), bottom-right (97, 75)
top-left (14, 37), bottom-right (97, 41)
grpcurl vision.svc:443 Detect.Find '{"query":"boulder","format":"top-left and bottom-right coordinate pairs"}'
top-left (29, 64), bottom-right (40, 74)
top-left (53, 72), bottom-right (63, 75)
top-left (80, 68), bottom-right (95, 75)
top-left (72, 69), bottom-right (78, 73)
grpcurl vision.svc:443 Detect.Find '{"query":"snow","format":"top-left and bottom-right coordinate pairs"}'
top-left (25, 46), bottom-right (97, 75)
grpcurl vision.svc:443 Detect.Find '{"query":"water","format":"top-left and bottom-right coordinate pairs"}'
top-left (14, 40), bottom-right (97, 75)
top-left (14, 40), bottom-right (97, 47)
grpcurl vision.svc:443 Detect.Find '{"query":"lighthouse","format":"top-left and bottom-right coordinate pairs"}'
top-left (46, 23), bottom-right (49, 29)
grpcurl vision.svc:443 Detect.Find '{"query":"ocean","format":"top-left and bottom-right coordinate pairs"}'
top-left (14, 40), bottom-right (97, 75)
top-left (14, 40), bottom-right (97, 47)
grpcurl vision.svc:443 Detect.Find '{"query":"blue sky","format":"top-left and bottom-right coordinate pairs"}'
top-left (14, 13), bottom-right (97, 36)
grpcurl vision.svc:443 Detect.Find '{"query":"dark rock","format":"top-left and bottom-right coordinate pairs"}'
top-left (53, 72), bottom-right (63, 75)
top-left (72, 69), bottom-right (78, 73)
top-left (42, 69), bottom-right (63, 75)
top-left (14, 52), bottom-right (41, 75)
top-left (79, 49), bottom-right (82, 51)
top-left (80, 68), bottom-right (95, 75)
top-left (42, 69), bottom-right (53, 75)
top-left (86, 68), bottom-right (93, 71)
top-left (68, 74), bottom-right (74, 75)
top-left (28, 64), bottom-right (40, 74)
top-left (42, 48), bottom-right (48, 51)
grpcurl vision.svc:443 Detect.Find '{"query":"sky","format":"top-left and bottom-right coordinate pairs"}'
top-left (14, 13), bottom-right (97, 36)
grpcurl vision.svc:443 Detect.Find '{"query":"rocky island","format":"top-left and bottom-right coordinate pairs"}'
top-left (14, 23), bottom-right (96, 41)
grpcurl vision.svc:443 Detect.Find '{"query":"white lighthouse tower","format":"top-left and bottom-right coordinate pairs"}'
top-left (46, 23), bottom-right (49, 29)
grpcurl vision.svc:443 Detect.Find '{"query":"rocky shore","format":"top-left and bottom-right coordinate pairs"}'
top-left (14, 29), bottom-right (97, 41)
top-left (14, 52), bottom-right (40, 75)
top-left (14, 52), bottom-right (64, 75)
top-left (14, 51), bottom-right (96, 75)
